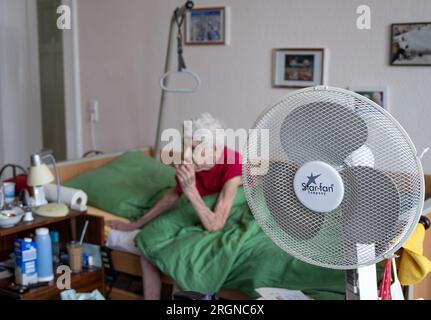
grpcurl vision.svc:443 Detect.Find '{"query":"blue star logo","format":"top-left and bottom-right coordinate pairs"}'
top-left (306, 173), bottom-right (321, 187)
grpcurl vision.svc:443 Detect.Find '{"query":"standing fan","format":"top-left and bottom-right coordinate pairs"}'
top-left (243, 86), bottom-right (424, 300)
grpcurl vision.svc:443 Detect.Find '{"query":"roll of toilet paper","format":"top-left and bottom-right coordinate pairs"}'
top-left (43, 184), bottom-right (88, 211)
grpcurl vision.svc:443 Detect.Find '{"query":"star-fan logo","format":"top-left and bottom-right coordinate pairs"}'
top-left (301, 173), bottom-right (335, 196)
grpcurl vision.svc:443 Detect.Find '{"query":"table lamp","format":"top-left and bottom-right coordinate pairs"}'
top-left (27, 153), bottom-right (69, 217)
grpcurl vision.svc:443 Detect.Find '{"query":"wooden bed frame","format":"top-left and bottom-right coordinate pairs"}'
top-left (53, 148), bottom-right (431, 300)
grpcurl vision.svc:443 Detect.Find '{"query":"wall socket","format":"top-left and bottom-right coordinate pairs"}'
top-left (89, 100), bottom-right (99, 123)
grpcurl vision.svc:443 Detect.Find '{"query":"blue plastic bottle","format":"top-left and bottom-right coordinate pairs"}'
top-left (35, 228), bottom-right (54, 282)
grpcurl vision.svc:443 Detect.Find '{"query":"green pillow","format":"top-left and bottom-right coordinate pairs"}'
top-left (64, 150), bottom-right (176, 220)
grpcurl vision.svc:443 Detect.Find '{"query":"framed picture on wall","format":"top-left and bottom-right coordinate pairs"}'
top-left (348, 86), bottom-right (389, 111)
top-left (185, 7), bottom-right (227, 45)
top-left (390, 22), bottom-right (431, 66)
top-left (273, 48), bottom-right (325, 88)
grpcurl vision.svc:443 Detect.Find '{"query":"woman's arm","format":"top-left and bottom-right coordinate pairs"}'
top-left (107, 188), bottom-right (179, 231)
top-left (186, 177), bottom-right (242, 232)
top-left (135, 189), bottom-right (180, 227)
top-left (176, 164), bottom-right (242, 232)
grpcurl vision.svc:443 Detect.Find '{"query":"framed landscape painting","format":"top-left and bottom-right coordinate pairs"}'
top-left (273, 48), bottom-right (325, 88)
top-left (185, 7), bottom-right (226, 45)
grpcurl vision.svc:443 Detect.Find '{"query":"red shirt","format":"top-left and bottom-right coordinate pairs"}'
top-left (176, 147), bottom-right (243, 197)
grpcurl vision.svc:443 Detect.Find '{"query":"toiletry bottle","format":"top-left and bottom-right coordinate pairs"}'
top-left (0, 185), bottom-right (4, 209)
top-left (35, 228), bottom-right (54, 282)
top-left (50, 231), bottom-right (60, 266)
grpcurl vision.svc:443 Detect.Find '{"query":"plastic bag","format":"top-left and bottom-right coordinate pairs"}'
top-left (61, 289), bottom-right (105, 300)
top-left (378, 259), bottom-right (392, 300)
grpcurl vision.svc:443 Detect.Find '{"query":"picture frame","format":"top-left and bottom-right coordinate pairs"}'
top-left (390, 22), bottom-right (431, 66)
top-left (185, 7), bottom-right (227, 45)
top-left (273, 48), bottom-right (325, 88)
top-left (348, 86), bottom-right (389, 111)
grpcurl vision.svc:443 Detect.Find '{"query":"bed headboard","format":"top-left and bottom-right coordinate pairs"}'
top-left (52, 148), bottom-right (153, 183)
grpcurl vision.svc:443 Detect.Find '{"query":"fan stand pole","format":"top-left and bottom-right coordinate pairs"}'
top-left (346, 265), bottom-right (378, 300)
top-left (345, 244), bottom-right (378, 300)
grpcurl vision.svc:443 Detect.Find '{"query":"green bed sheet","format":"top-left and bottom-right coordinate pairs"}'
top-left (64, 150), bottom-right (176, 220)
top-left (135, 188), bottom-right (346, 300)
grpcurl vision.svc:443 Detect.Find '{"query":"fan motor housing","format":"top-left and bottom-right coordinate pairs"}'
top-left (293, 161), bottom-right (344, 213)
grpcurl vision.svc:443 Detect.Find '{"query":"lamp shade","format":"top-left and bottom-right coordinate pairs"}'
top-left (27, 164), bottom-right (54, 186)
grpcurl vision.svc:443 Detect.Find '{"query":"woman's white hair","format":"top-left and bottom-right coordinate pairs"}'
top-left (185, 113), bottom-right (225, 148)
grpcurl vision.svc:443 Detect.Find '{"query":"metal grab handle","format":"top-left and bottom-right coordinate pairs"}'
top-left (160, 69), bottom-right (201, 93)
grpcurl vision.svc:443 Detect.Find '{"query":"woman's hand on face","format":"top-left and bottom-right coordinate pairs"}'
top-left (106, 220), bottom-right (139, 231)
top-left (175, 164), bottom-right (196, 194)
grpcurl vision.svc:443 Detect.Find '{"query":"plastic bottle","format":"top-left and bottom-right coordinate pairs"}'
top-left (35, 228), bottom-right (54, 282)
top-left (50, 231), bottom-right (60, 266)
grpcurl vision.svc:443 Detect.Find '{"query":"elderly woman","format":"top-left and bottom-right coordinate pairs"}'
top-left (107, 113), bottom-right (243, 300)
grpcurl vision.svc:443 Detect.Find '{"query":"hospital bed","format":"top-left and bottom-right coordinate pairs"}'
top-left (55, 148), bottom-right (251, 300)
top-left (54, 148), bottom-right (431, 300)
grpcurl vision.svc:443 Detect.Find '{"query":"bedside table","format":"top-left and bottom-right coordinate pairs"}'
top-left (0, 267), bottom-right (104, 300)
top-left (0, 210), bottom-right (106, 300)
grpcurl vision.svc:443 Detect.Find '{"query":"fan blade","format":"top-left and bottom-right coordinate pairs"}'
top-left (280, 102), bottom-right (368, 165)
top-left (262, 161), bottom-right (325, 241)
top-left (344, 145), bottom-right (375, 168)
top-left (339, 166), bottom-right (401, 263)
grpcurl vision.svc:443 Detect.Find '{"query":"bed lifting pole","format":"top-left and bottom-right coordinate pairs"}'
top-left (154, 1), bottom-right (194, 160)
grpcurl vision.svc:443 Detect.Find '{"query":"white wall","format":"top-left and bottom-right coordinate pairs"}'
top-left (0, 0), bottom-right (43, 166)
top-left (77, 0), bottom-right (431, 172)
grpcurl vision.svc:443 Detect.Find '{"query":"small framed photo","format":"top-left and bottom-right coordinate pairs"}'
top-left (348, 86), bottom-right (389, 111)
top-left (185, 7), bottom-right (226, 45)
top-left (391, 22), bottom-right (431, 66)
top-left (273, 48), bottom-right (325, 88)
